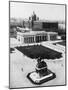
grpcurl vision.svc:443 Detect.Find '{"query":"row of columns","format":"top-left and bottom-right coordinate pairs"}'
top-left (18, 33), bottom-right (57, 44)
top-left (36, 35), bottom-right (47, 42)
top-left (24, 36), bottom-right (35, 43)
top-left (24, 35), bottom-right (49, 43)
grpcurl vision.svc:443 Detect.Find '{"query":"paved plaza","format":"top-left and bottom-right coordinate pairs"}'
top-left (10, 38), bottom-right (65, 88)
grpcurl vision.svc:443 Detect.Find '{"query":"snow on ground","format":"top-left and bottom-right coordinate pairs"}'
top-left (10, 38), bottom-right (66, 88)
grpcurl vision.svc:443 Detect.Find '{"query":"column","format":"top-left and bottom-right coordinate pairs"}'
top-left (32, 36), bottom-right (34, 43)
top-left (31, 37), bottom-right (32, 43)
top-left (24, 37), bottom-right (26, 43)
top-left (32, 36), bottom-right (33, 42)
top-left (43, 35), bottom-right (44, 41)
top-left (27, 37), bottom-right (29, 43)
top-left (41, 35), bottom-right (42, 41)
top-left (44, 36), bottom-right (46, 41)
top-left (30, 37), bottom-right (31, 43)
top-left (21, 37), bottom-right (24, 44)
top-left (38, 36), bottom-right (39, 42)
top-left (29, 37), bottom-right (30, 43)
top-left (26, 37), bottom-right (27, 43)
top-left (47, 34), bottom-right (50, 41)
top-left (38, 36), bottom-right (40, 42)
top-left (34, 35), bottom-right (36, 43)
top-left (27, 37), bottom-right (28, 43)
top-left (40, 35), bottom-right (41, 41)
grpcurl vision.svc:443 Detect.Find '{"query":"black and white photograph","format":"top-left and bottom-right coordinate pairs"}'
top-left (9, 1), bottom-right (66, 89)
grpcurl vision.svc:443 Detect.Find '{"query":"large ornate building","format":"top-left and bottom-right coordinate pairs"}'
top-left (17, 30), bottom-right (58, 44)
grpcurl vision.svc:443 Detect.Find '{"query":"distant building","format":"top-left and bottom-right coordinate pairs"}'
top-left (22, 20), bottom-right (58, 31)
top-left (32, 21), bottom-right (58, 31)
top-left (32, 11), bottom-right (37, 21)
top-left (10, 27), bottom-right (17, 38)
top-left (58, 23), bottom-right (65, 29)
top-left (28, 12), bottom-right (58, 30)
top-left (17, 31), bottom-right (58, 44)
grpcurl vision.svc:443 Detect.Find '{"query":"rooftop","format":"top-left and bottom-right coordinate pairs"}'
top-left (17, 31), bottom-right (57, 37)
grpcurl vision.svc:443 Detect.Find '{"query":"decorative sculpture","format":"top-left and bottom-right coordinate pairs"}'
top-left (27, 57), bottom-right (56, 84)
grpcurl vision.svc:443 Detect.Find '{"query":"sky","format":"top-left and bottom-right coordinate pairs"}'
top-left (10, 2), bottom-right (65, 22)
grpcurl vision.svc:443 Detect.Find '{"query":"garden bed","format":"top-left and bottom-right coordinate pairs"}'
top-left (16, 45), bottom-right (62, 59)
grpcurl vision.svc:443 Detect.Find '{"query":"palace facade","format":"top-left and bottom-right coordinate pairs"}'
top-left (17, 31), bottom-right (58, 44)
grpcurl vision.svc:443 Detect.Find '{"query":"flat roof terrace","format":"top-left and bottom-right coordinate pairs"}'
top-left (17, 31), bottom-right (57, 37)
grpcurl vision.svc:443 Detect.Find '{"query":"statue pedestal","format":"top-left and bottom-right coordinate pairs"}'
top-left (27, 61), bottom-right (56, 84)
top-left (27, 69), bottom-right (56, 84)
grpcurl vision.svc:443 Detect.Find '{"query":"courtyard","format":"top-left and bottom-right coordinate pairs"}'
top-left (10, 38), bottom-right (66, 88)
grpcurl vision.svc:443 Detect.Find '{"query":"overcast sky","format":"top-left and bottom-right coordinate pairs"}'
top-left (10, 2), bottom-right (65, 22)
